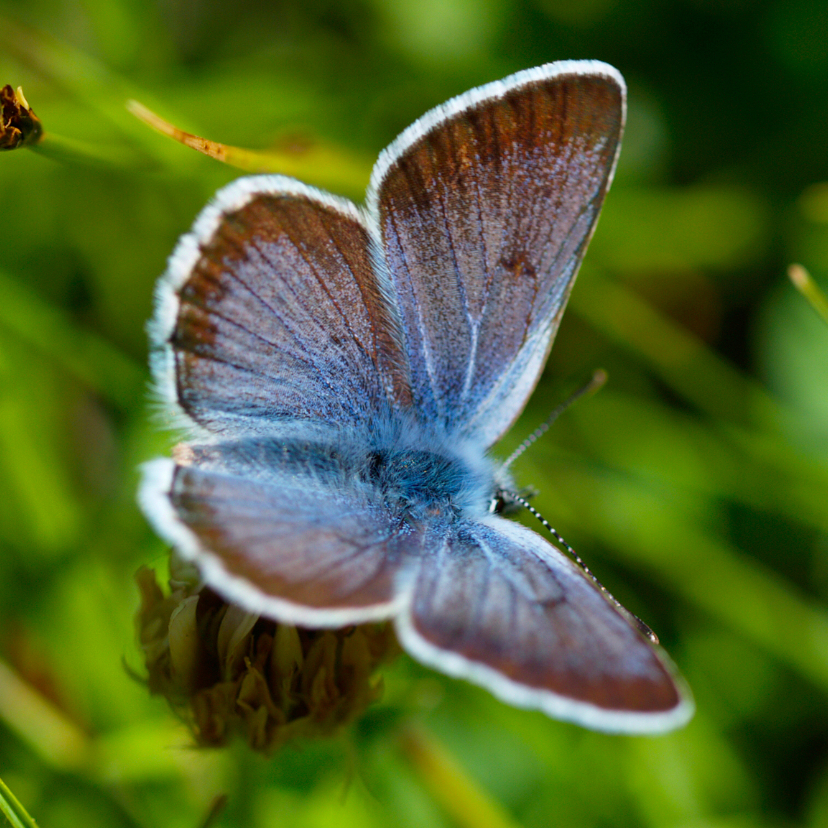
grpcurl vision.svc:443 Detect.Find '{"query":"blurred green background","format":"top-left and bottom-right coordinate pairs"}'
top-left (2, 0), bottom-right (828, 826)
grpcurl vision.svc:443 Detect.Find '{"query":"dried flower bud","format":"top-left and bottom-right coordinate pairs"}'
top-left (135, 558), bottom-right (399, 752)
top-left (0, 86), bottom-right (43, 150)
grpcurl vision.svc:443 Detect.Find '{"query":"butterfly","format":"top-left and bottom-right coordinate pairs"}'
top-left (139, 60), bottom-right (693, 733)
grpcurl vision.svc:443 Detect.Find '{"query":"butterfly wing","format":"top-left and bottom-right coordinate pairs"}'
top-left (151, 177), bottom-right (411, 438)
top-left (140, 437), bottom-right (424, 625)
top-left (396, 517), bottom-right (692, 733)
top-left (368, 61), bottom-right (624, 446)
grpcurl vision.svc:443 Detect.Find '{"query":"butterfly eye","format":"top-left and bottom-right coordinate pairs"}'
top-left (489, 491), bottom-right (507, 514)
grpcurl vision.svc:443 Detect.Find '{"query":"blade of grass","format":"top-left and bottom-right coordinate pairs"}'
top-left (573, 269), bottom-right (797, 430)
top-left (127, 99), bottom-right (372, 193)
top-left (0, 270), bottom-right (143, 409)
top-left (789, 264), bottom-right (828, 326)
top-left (567, 390), bottom-right (828, 536)
top-left (0, 658), bottom-right (91, 772)
top-left (0, 775), bottom-right (39, 828)
top-left (400, 726), bottom-right (524, 828)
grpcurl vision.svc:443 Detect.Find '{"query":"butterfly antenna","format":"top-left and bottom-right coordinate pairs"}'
top-left (504, 490), bottom-right (659, 644)
top-left (500, 369), bottom-right (607, 472)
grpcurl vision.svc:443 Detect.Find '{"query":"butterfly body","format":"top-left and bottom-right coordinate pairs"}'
top-left (141, 61), bottom-right (693, 732)
top-left (176, 411), bottom-right (498, 520)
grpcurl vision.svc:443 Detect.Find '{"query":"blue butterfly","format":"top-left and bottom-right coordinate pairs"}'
top-left (140, 60), bottom-right (692, 733)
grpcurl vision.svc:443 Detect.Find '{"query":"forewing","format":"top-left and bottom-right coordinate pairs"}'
top-left (368, 61), bottom-right (624, 445)
top-left (152, 176), bottom-right (411, 437)
top-left (396, 517), bottom-right (692, 733)
top-left (139, 439), bottom-right (420, 626)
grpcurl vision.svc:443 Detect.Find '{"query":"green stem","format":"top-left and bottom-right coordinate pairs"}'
top-left (0, 775), bottom-right (39, 828)
top-left (28, 130), bottom-right (142, 168)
